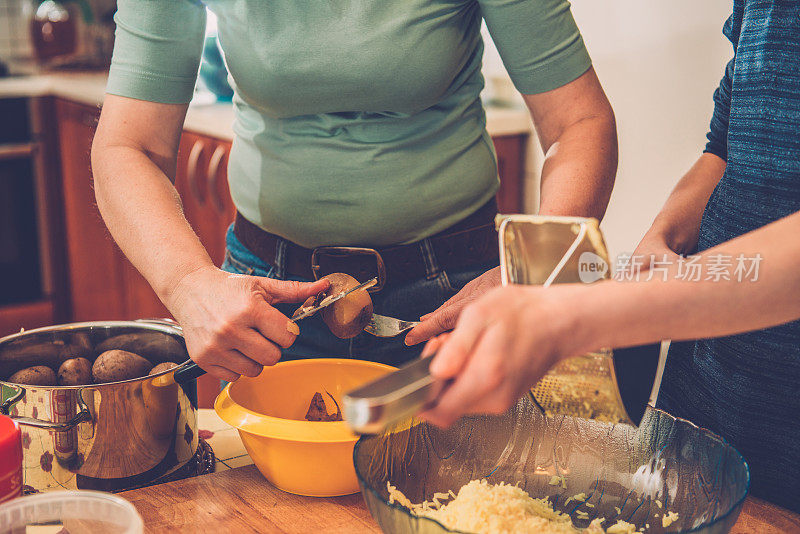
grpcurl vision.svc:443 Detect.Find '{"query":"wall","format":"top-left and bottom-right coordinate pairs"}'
top-left (0, 0), bottom-right (31, 59)
top-left (572, 0), bottom-right (733, 258)
top-left (483, 1), bottom-right (734, 258)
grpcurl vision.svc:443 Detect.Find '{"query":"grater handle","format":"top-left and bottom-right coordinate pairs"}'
top-left (343, 356), bottom-right (449, 434)
top-left (612, 342), bottom-right (663, 426)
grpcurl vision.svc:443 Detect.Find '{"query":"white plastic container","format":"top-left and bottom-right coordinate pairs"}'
top-left (0, 490), bottom-right (143, 534)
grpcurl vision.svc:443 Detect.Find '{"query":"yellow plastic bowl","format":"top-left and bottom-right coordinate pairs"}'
top-left (214, 358), bottom-right (395, 497)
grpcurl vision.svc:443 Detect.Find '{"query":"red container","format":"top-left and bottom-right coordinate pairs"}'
top-left (0, 415), bottom-right (22, 503)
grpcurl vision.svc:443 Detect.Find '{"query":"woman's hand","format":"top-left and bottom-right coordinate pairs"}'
top-left (405, 267), bottom-right (502, 346)
top-left (420, 284), bottom-right (586, 427)
top-left (166, 266), bottom-right (329, 381)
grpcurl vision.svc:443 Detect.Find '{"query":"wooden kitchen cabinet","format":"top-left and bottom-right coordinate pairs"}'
top-left (56, 98), bottom-right (126, 321)
top-left (493, 134), bottom-right (527, 214)
top-left (55, 101), bottom-right (241, 325)
top-left (174, 131), bottom-right (236, 266)
top-left (56, 99), bottom-right (169, 321)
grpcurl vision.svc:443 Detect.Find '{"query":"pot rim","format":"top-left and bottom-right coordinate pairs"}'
top-left (0, 320), bottom-right (191, 388)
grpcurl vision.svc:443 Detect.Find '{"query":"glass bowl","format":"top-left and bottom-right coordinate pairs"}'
top-left (354, 394), bottom-right (749, 533)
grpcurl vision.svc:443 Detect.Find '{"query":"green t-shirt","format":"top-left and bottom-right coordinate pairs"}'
top-left (107, 0), bottom-right (590, 248)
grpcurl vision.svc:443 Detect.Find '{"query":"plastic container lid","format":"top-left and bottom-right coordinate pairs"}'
top-left (0, 490), bottom-right (144, 534)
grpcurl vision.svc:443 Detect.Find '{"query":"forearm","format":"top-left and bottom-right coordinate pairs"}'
top-left (523, 68), bottom-right (618, 220)
top-left (646, 153), bottom-right (726, 253)
top-left (571, 211), bottom-right (800, 353)
top-left (537, 111), bottom-right (617, 220)
top-left (92, 143), bottom-right (214, 306)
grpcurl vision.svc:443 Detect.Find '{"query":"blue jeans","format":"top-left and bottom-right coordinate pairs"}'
top-left (220, 225), bottom-right (497, 367)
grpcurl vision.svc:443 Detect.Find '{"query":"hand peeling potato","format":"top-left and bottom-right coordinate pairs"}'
top-left (296, 273), bottom-right (373, 339)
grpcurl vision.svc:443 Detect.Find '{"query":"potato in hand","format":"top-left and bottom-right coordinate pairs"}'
top-left (295, 273), bottom-right (373, 339)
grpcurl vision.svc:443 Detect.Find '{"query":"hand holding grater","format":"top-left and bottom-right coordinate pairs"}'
top-left (343, 216), bottom-right (664, 433)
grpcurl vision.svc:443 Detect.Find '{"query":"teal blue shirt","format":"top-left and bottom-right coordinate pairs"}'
top-left (107, 0), bottom-right (591, 248)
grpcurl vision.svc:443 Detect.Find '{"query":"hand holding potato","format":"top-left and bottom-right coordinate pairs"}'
top-left (165, 266), bottom-right (329, 382)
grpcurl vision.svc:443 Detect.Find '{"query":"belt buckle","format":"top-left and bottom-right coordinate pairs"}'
top-left (310, 246), bottom-right (386, 292)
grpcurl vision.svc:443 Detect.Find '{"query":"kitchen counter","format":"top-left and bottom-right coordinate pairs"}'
top-left (121, 464), bottom-right (380, 534)
top-left (0, 71), bottom-right (533, 140)
top-left (120, 465), bottom-right (800, 534)
top-left (153, 410), bottom-right (800, 534)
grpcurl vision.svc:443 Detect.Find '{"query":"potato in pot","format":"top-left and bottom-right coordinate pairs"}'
top-left (95, 333), bottom-right (183, 365)
top-left (149, 362), bottom-right (178, 375)
top-left (8, 365), bottom-right (57, 386)
top-left (92, 349), bottom-right (152, 383)
top-left (57, 357), bottom-right (93, 386)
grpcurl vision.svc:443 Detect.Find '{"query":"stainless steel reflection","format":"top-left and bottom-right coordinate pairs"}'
top-left (496, 214), bottom-right (610, 286)
top-left (0, 320), bottom-right (198, 493)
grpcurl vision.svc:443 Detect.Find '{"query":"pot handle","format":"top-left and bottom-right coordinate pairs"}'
top-left (173, 362), bottom-right (207, 383)
top-left (133, 319), bottom-right (209, 383)
top-left (0, 386), bottom-right (92, 430)
top-left (0, 386), bottom-right (25, 415)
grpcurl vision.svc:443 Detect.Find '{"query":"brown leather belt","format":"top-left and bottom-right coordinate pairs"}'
top-left (233, 200), bottom-right (499, 289)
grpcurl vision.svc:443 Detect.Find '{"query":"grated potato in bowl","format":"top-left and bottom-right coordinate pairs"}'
top-left (388, 479), bottom-right (651, 534)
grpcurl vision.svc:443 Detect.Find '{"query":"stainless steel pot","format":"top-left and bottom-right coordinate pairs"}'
top-left (0, 320), bottom-right (199, 493)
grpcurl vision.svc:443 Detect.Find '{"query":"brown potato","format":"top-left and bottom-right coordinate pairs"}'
top-left (57, 358), bottom-right (93, 386)
top-left (57, 342), bottom-right (93, 363)
top-left (8, 366), bottom-right (57, 386)
top-left (92, 350), bottom-right (152, 383)
top-left (2, 342), bottom-right (61, 379)
top-left (95, 333), bottom-right (184, 365)
top-left (319, 273), bottom-right (374, 339)
top-left (148, 362), bottom-right (178, 376)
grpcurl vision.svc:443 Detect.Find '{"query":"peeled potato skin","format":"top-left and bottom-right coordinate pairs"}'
top-left (57, 358), bottom-right (93, 386)
top-left (319, 273), bottom-right (373, 339)
top-left (92, 349), bottom-right (152, 383)
top-left (8, 366), bottom-right (57, 386)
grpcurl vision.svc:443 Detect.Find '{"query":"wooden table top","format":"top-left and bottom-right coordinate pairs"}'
top-left (120, 465), bottom-right (380, 534)
top-left (120, 465), bottom-right (800, 533)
